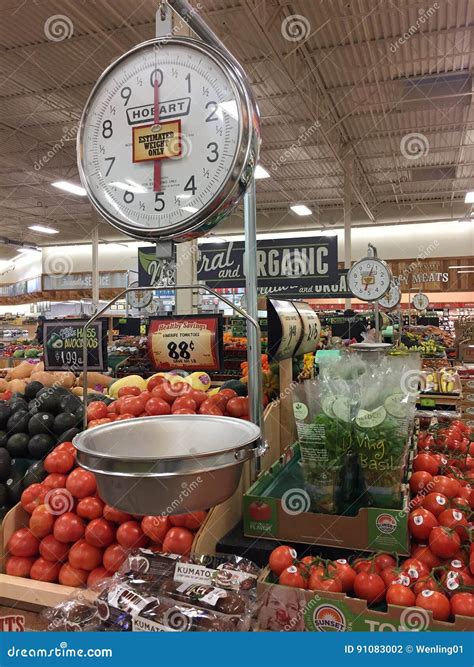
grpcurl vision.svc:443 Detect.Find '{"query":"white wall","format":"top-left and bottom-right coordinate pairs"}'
top-left (0, 251), bottom-right (42, 283)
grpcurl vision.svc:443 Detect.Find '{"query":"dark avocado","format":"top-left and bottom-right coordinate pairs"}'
top-left (28, 412), bottom-right (55, 436)
top-left (59, 394), bottom-right (82, 414)
top-left (10, 399), bottom-right (29, 414)
top-left (35, 390), bottom-right (62, 414)
top-left (6, 411), bottom-right (30, 435)
top-left (6, 469), bottom-right (23, 506)
top-left (0, 483), bottom-right (7, 507)
top-left (56, 427), bottom-right (80, 445)
top-left (0, 430), bottom-right (7, 448)
top-left (0, 448), bottom-right (11, 483)
top-left (53, 412), bottom-right (78, 434)
top-left (6, 433), bottom-right (30, 458)
top-left (24, 381), bottom-right (44, 400)
top-left (0, 403), bottom-right (12, 428)
top-left (28, 433), bottom-right (55, 459)
top-left (23, 460), bottom-right (47, 487)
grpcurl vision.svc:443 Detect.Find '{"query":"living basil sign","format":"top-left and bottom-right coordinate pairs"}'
top-left (138, 237), bottom-right (338, 297)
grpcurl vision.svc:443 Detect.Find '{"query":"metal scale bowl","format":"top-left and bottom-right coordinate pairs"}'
top-left (73, 415), bottom-right (263, 516)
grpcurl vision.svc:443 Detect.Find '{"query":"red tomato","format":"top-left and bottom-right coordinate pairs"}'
top-left (226, 397), bottom-right (249, 418)
top-left (386, 583), bottom-right (416, 607)
top-left (409, 471), bottom-right (433, 494)
top-left (172, 409), bottom-right (196, 414)
top-left (171, 397), bottom-right (197, 413)
top-left (450, 592), bottom-right (474, 617)
top-left (353, 572), bottom-right (386, 604)
top-left (162, 527), bottom-right (194, 556)
top-left (438, 509), bottom-right (469, 541)
top-left (68, 539), bottom-right (103, 571)
top-left (66, 468), bottom-right (97, 499)
top-left (116, 521), bottom-right (149, 549)
top-left (55, 441), bottom-right (76, 456)
top-left (451, 496), bottom-right (471, 513)
top-left (413, 453), bottom-right (439, 476)
top-left (7, 528), bottom-right (39, 558)
top-left (29, 505), bottom-right (55, 539)
top-left (410, 544), bottom-right (442, 570)
top-left (182, 510), bottom-right (207, 531)
top-left (269, 545), bottom-right (297, 575)
top-left (107, 402), bottom-right (118, 415)
top-left (353, 558), bottom-right (379, 574)
top-left (6, 556), bottom-right (35, 578)
top-left (39, 534), bottom-right (69, 563)
top-left (30, 557), bottom-right (61, 583)
top-left (44, 450), bottom-right (75, 474)
top-left (429, 526), bottom-right (462, 559)
top-left (118, 396), bottom-right (143, 417)
top-left (115, 413), bottom-right (134, 421)
top-left (206, 394), bottom-right (227, 410)
top-left (415, 590), bottom-right (450, 621)
top-left (308, 571), bottom-right (342, 593)
top-left (87, 567), bottom-right (112, 589)
top-left (218, 389), bottom-right (238, 401)
top-left (413, 576), bottom-right (441, 595)
top-left (431, 475), bottom-right (461, 499)
top-left (59, 563), bottom-right (88, 587)
top-left (380, 566), bottom-right (410, 588)
top-left (102, 543), bottom-right (129, 573)
top-left (374, 553), bottom-right (396, 571)
top-left (21, 483), bottom-right (45, 514)
top-left (147, 376), bottom-right (166, 392)
top-left (187, 390), bottom-right (207, 406)
top-left (145, 397), bottom-right (171, 416)
top-left (53, 512), bottom-right (85, 544)
top-left (408, 508), bottom-right (439, 542)
top-left (85, 518), bottom-right (116, 548)
top-left (198, 399), bottom-right (223, 416)
top-left (403, 558), bottom-right (429, 583)
top-left (118, 386), bottom-right (141, 397)
top-left (87, 401), bottom-right (108, 421)
top-left (421, 492), bottom-right (449, 517)
top-left (279, 565), bottom-right (307, 589)
top-left (440, 568), bottom-right (473, 596)
top-left (141, 516), bottom-right (171, 543)
top-left (76, 496), bottom-right (104, 521)
top-left (44, 473), bottom-right (68, 490)
top-left (103, 505), bottom-right (132, 524)
top-left (333, 559), bottom-right (356, 592)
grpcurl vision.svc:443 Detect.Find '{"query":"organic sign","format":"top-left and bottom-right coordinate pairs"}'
top-left (148, 315), bottom-right (223, 371)
top-left (43, 319), bottom-right (107, 372)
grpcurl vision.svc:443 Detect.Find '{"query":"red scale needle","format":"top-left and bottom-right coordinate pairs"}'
top-left (153, 78), bottom-right (161, 192)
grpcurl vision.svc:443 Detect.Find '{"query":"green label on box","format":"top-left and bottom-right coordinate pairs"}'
top-left (243, 496), bottom-right (278, 537)
top-left (367, 508), bottom-right (408, 553)
top-left (420, 397), bottom-right (436, 407)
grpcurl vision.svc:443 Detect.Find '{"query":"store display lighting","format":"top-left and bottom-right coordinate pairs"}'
top-left (290, 204), bottom-right (312, 216)
top-left (464, 191), bottom-right (474, 203)
top-left (255, 165), bottom-right (270, 179)
top-left (28, 225), bottom-right (59, 234)
top-left (52, 181), bottom-right (87, 196)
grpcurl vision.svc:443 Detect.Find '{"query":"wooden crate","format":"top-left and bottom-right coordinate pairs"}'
top-left (193, 401), bottom-right (282, 556)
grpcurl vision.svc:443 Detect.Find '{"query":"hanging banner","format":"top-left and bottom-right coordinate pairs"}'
top-left (138, 247), bottom-right (176, 287)
top-left (43, 319), bottom-right (108, 372)
top-left (148, 315), bottom-right (223, 371)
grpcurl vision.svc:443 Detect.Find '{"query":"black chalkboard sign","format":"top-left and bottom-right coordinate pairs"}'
top-left (43, 319), bottom-right (108, 372)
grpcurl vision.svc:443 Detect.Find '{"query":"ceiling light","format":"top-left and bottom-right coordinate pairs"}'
top-left (464, 191), bottom-right (474, 203)
top-left (448, 265), bottom-right (473, 269)
top-left (457, 270), bottom-right (474, 274)
top-left (16, 247), bottom-right (41, 254)
top-left (28, 225), bottom-right (59, 235)
top-left (290, 204), bottom-right (312, 216)
top-left (255, 165), bottom-right (270, 179)
top-left (52, 181), bottom-right (87, 196)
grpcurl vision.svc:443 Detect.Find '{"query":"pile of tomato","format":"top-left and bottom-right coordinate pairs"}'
top-left (268, 545), bottom-right (474, 621)
top-left (5, 441), bottom-right (207, 587)
top-left (87, 376), bottom-right (250, 428)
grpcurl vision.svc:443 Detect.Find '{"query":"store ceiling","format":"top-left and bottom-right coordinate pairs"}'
top-left (0, 0), bottom-right (473, 258)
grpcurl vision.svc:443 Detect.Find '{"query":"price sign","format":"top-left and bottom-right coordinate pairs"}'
top-left (148, 315), bottom-right (223, 371)
top-left (267, 299), bottom-right (303, 361)
top-left (43, 319), bottom-right (107, 372)
top-left (293, 302), bottom-right (321, 356)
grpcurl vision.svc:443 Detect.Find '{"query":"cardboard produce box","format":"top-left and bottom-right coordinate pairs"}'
top-left (257, 570), bottom-right (473, 632)
top-left (243, 445), bottom-right (409, 555)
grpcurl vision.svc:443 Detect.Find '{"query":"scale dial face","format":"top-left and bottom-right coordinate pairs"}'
top-left (378, 283), bottom-right (401, 310)
top-left (348, 257), bottom-right (392, 302)
top-left (78, 37), bottom-right (259, 240)
top-left (127, 282), bottom-right (153, 310)
top-left (412, 292), bottom-right (429, 311)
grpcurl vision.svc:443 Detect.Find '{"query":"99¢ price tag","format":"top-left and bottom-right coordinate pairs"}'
top-left (148, 316), bottom-right (223, 371)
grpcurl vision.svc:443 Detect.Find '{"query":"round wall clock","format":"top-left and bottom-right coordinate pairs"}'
top-left (378, 282), bottom-right (401, 310)
top-left (347, 257), bottom-right (392, 302)
top-left (77, 37), bottom-right (260, 241)
top-left (412, 292), bottom-right (429, 311)
top-left (127, 281), bottom-right (153, 310)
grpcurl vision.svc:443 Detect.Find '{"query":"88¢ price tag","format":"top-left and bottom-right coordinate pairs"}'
top-left (148, 315), bottom-right (223, 371)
